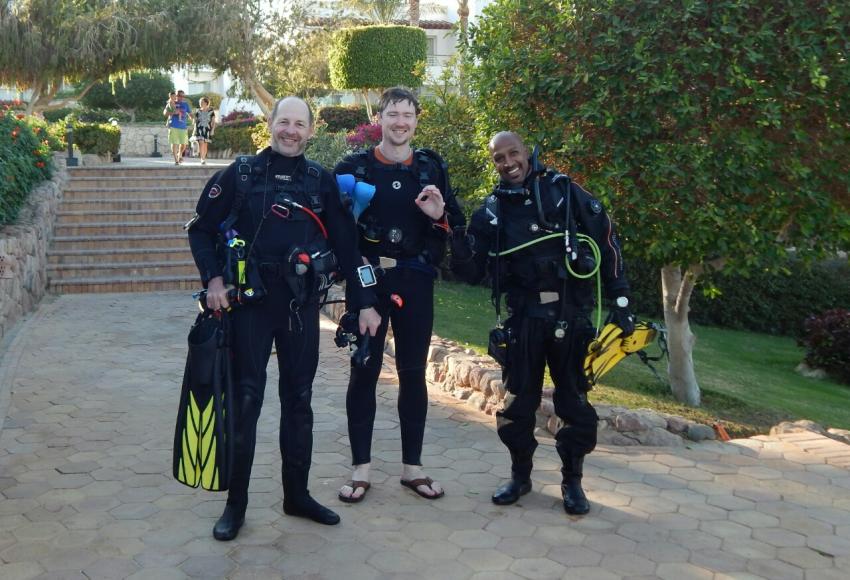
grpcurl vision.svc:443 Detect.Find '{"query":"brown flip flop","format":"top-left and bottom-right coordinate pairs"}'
top-left (338, 480), bottom-right (371, 504)
top-left (400, 477), bottom-right (445, 500)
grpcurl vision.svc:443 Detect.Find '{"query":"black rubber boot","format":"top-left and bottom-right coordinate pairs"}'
top-left (491, 453), bottom-right (532, 506)
top-left (213, 502), bottom-right (246, 541)
top-left (282, 470), bottom-right (340, 525)
top-left (561, 455), bottom-right (590, 515)
top-left (492, 478), bottom-right (532, 505)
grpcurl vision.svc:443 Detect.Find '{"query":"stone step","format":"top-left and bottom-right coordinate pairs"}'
top-left (67, 175), bottom-right (212, 189)
top-left (60, 197), bottom-right (197, 212)
top-left (62, 186), bottom-right (201, 201)
top-left (48, 247), bottom-right (193, 265)
top-left (49, 275), bottom-right (199, 294)
top-left (67, 166), bottom-right (219, 178)
top-left (52, 233), bottom-right (189, 251)
top-left (57, 209), bottom-right (194, 224)
top-left (48, 260), bottom-right (198, 279)
top-left (54, 221), bottom-right (185, 237)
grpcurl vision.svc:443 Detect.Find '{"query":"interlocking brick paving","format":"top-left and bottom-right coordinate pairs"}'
top-left (1, 292), bottom-right (849, 579)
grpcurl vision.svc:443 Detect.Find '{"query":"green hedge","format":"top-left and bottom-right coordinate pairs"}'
top-left (329, 26), bottom-right (426, 89)
top-left (318, 105), bottom-right (369, 132)
top-left (71, 122), bottom-right (121, 155)
top-left (628, 258), bottom-right (850, 337)
top-left (210, 122), bottom-right (259, 155)
top-left (0, 110), bottom-right (53, 225)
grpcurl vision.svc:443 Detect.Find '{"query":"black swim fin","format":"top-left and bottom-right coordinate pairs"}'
top-left (173, 310), bottom-right (235, 491)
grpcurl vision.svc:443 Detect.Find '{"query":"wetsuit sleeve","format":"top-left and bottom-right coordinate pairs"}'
top-left (572, 182), bottom-right (631, 300)
top-left (320, 170), bottom-right (377, 310)
top-left (187, 165), bottom-right (237, 285)
top-left (454, 202), bottom-right (493, 285)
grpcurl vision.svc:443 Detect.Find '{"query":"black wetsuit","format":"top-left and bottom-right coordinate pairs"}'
top-left (188, 147), bottom-right (375, 510)
top-left (464, 169), bottom-right (630, 478)
top-left (334, 148), bottom-right (465, 466)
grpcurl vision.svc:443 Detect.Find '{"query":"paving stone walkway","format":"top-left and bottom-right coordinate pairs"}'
top-left (1, 292), bottom-right (849, 580)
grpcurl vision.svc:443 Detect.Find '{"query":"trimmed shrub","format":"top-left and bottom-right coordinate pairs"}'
top-left (799, 309), bottom-right (850, 385)
top-left (210, 122), bottom-right (259, 155)
top-left (72, 108), bottom-right (132, 124)
top-left (318, 105), bottom-right (369, 132)
top-left (72, 122), bottom-right (121, 155)
top-left (42, 108), bottom-right (76, 123)
top-left (329, 26), bottom-right (426, 90)
top-left (0, 108), bottom-right (53, 225)
top-left (628, 258), bottom-right (850, 337)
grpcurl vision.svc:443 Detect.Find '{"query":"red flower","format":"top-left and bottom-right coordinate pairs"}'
top-left (36, 161), bottom-right (45, 168)
top-left (15, 113), bottom-right (25, 120)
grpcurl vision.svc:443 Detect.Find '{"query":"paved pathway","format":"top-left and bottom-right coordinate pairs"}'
top-left (1, 292), bottom-right (849, 580)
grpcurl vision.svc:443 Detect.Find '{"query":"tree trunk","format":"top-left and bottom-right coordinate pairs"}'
top-left (660, 264), bottom-right (701, 406)
top-left (409, 0), bottom-right (420, 28)
top-left (458, 0), bottom-right (469, 40)
top-left (361, 89), bottom-right (374, 120)
top-left (243, 74), bottom-right (274, 118)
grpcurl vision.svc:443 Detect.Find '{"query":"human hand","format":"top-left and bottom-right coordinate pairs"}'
top-left (609, 304), bottom-right (635, 337)
top-left (358, 307), bottom-right (381, 337)
top-left (205, 276), bottom-right (231, 311)
top-left (415, 185), bottom-right (445, 220)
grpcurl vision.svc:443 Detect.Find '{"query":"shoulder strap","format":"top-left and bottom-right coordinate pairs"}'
top-left (221, 154), bottom-right (256, 232)
top-left (304, 160), bottom-right (323, 213)
top-left (349, 151), bottom-right (370, 182)
top-left (415, 147), bottom-right (447, 192)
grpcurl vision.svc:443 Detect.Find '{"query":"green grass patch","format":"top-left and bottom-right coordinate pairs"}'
top-left (433, 280), bottom-right (850, 437)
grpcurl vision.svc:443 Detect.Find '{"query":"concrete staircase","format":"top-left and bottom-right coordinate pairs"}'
top-left (48, 165), bottom-right (219, 293)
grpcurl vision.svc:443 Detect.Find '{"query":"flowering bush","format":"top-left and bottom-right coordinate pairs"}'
top-left (219, 110), bottom-right (260, 126)
top-left (799, 309), bottom-right (850, 385)
top-left (0, 105), bottom-right (53, 225)
top-left (346, 123), bottom-right (382, 150)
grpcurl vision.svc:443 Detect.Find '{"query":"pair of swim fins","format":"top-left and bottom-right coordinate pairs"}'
top-left (172, 309), bottom-right (234, 491)
top-left (584, 320), bottom-right (659, 385)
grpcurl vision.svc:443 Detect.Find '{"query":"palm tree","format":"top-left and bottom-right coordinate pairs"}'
top-left (346, 0), bottom-right (405, 24)
top-left (409, 0), bottom-right (419, 27)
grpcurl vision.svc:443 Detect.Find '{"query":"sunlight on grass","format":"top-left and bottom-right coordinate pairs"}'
top-left (433, 280), bottom-right (850, 435)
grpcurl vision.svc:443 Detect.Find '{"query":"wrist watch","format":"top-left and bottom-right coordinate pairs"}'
top-left (615, 296), bottom-right (629, 308)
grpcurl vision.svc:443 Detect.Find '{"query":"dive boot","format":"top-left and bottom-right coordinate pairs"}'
top-left (213, 503), bottom-right (246, 541)
top-left (492, 454), bottom-right (533, 506)
top-left (283, 493), bottom-right (340, 525)
top-left (561, 455), bottom-right (590, 515)
top-left (492, 478), bottom-right (532, 505)
top-left (283, 470), bottom-right (340, 525)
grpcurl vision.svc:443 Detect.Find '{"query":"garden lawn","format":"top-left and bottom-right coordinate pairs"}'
top-left (432, 280), bottom-right (850, 437)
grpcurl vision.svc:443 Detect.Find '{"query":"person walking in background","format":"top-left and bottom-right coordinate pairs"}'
top-left (165, 89), bottom-right (191, 164)
top-left (193, 97), bottom-right (216, 165)
top-left (164, 91), bottom-right (176, 128)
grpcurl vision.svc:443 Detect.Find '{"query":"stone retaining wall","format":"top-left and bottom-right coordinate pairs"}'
top-left (119, 124), bottom-right (167, 156)
top-left (0, 156), bottom-right (67, 343)
top-left (321, 287), bottom-right (717, 446)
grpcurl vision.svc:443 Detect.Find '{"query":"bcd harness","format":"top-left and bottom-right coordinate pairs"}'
top-left (346, 148), bottom-right (451, 275)
top-left (219, 154), bottom-right (339, 317)
top-left (485, 149), bottom-right (665, 383)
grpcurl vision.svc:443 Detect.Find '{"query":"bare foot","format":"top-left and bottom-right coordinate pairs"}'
top-left (339, 463), bottom-right (371, 501)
